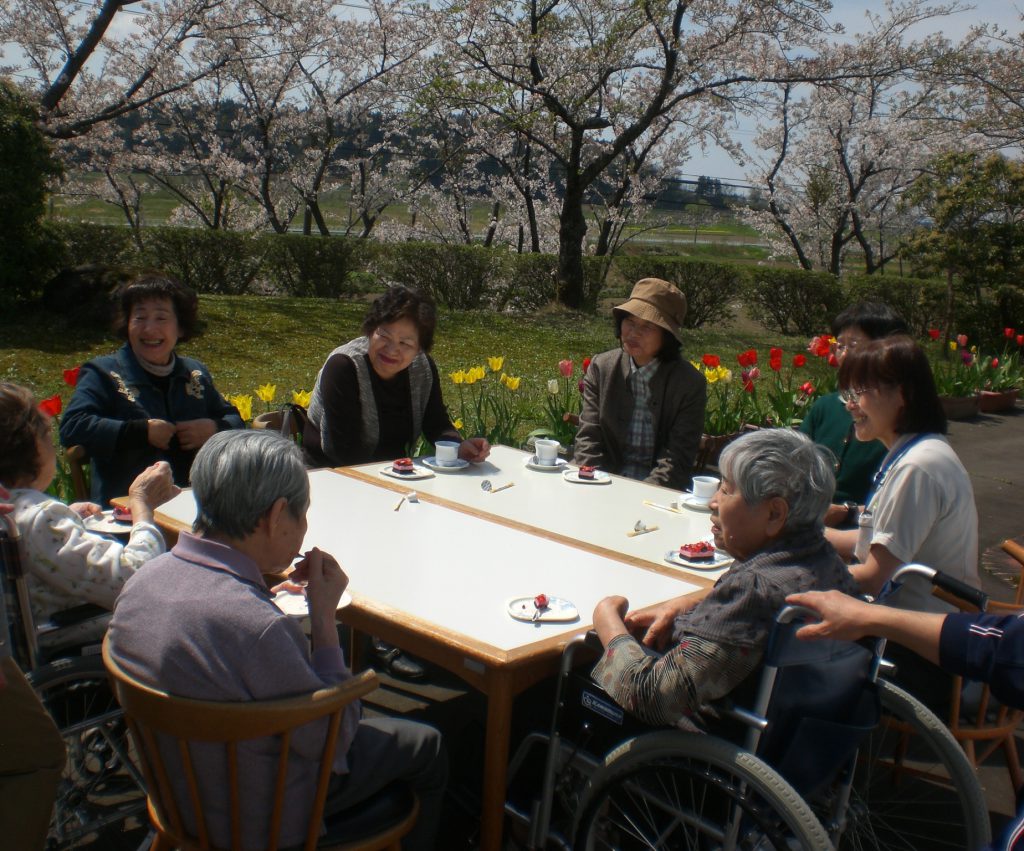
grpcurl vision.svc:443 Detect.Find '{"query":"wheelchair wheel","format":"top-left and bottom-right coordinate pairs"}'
top-left (29, 655), bottom-right (147, 849)
top-left (835, 678), bottom-right (991, 850)
top-left (573, 730), bottom-right (832, 850)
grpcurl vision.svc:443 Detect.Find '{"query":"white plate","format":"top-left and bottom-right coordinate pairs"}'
top-left (680, 494), bottom-right (712, 512)
top-left (273, 588), bottom-right (353, 617)
top-left (84, 511), bottom-right (133, 535)
top-left (563, 469), bottom-right (612, 485)
top-left (523, 455), bottom-right (569, 472)
top-left (507, 595), bottom-right (580, 623)
top-left (664, 549), bottom-right (734, 571)
top-left (379, 464), bottom-right (434, 481)
top-left (421, 456), bottom-right (470, 473)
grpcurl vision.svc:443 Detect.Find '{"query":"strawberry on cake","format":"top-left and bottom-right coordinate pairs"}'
top-left (392, 457), bottom-right (415, 474)
top-left (578, 465), bottom-right (597, 480)
top-left (679, 541), bottom-right (715, 561)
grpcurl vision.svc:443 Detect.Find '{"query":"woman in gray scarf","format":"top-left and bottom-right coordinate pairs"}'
top-left (592, 428), bottom-right (859, 727)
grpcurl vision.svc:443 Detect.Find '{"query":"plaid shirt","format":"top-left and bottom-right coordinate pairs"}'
top-left (621, 359), bottom-right (658, 480)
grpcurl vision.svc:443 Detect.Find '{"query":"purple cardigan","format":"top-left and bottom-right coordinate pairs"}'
top-left (107, 533), bottom-right (358, 850)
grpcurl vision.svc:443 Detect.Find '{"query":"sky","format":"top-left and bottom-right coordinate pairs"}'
top-left (683, 0), bottom-right (1024, 185)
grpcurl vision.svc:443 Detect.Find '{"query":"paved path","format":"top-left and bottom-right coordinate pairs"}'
top-left (946, 404), bottom-right (1024, 596)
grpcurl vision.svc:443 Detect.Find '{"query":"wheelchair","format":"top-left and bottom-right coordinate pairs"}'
top-left (504, 572), bottom-right (991, 850)
top-left (1, 513), bottom-right (147, 849)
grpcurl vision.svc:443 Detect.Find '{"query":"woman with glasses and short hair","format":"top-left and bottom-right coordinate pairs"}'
top-left (800, 302), bottom-right (908, 527)
top-left (304, 286), bottom-right (489, 469)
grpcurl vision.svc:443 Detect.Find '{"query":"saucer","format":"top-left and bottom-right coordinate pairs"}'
top-left (422, 457), bottom-right (470, 473)
top-left (273, 589), bottom-right (353, 617)
top-left (379, 465), bottom-right (434, 481)
top-left (507, 596), bottom-right (579, 623)
top-left (664, 549), bottom-right (733, 571)
top-left (680, 494), bottom-right (712, 511)
top-left (84, 510), bottom-right (133, 535)
top-left (563, 469), bottom-right (611, 485)
top-left (524, 455), bottom-right (568, 472)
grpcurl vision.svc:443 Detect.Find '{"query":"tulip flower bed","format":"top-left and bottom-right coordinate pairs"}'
top-left (3, 295), bottom-right (1021, 503)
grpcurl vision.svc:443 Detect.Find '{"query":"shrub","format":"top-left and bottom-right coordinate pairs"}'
top-left (491, 252), bottom-right (558, 311)
top-left (263, 233), bottom-right (370, 297)
top-left (382, 242), bottom-right (498, 309)
top-left (745, 268), bottom-right (844, 335)
top-left (52, 222), bottom-right (140, 270)
top-left (143, 227), bottom-right (266, 294)
top-left (611, 255), bottom-right (745, 328)
top-left (843, 273), bottom-right (946, 337)
top-left (0, 81), bottom-right (63, 303)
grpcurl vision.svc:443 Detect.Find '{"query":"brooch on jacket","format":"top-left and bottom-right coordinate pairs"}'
top-left (109, 371), bottom-right (138, 404)
top-left (185, 370), bottom-right (205, 399)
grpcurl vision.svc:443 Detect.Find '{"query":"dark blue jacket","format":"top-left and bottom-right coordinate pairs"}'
top-left (59, 344), bottom-right (242, 505)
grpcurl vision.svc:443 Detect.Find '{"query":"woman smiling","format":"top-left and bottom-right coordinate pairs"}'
top-left (824, 335), bottom-right (980, 614)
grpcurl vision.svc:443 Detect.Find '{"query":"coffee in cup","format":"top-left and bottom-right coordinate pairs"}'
top-left (435, 440), bottom-right (460, 466)
top-left (689, 475), bottom-right (720, 504)
top-left (534, 438), bottom-right (561, 466)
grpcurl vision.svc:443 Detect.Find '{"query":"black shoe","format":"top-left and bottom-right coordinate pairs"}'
top-left (372, 640), bottom-right (426, 680)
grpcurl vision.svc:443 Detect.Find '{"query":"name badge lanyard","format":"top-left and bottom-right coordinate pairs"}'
top-left (866, 432), bottom-right (931, 600)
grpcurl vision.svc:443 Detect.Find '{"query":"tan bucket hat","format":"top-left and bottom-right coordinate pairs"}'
top-left (613, 278), bottom-right (687, 341)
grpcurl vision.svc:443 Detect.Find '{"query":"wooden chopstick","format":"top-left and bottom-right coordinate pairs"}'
top-left (626, 524), bottom-right (659, 537)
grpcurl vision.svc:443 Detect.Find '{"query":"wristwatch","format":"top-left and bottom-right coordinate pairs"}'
top-left (843, 501), bottom-right (859, 523)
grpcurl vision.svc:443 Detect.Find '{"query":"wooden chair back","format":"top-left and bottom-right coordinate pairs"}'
top-left (946, 542), bottom-right (1024, 790)
top-left (103, 637), bottom-right (380, 851)
top-left (66, 444), bottom-right (90, 502)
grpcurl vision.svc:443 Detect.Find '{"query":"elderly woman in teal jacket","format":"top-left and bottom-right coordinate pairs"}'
top-left (60, 273), bottom-right (242, 506)
top-left (574, 278), bottom-right (706, 490)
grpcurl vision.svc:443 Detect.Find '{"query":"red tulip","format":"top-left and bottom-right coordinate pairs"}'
top-left (792, 354), bottom-right (807, 368)
top-left (702, 354), bottom-right (721, 368)
top-left (961, 350), bottom-right (973, 366)
top-left (743, 380), bottom-right (755, 393)
top-left (737, 349), bottom-right (757, 368)
top-left (558, 359), bottom-right (573, 377)
top-left (1005, 328), bottom-right (1015, 339)
top-left (769, 357), bottom-right (782, 372)
top-left (1018, 335), bottom-right (1024, 347)
top-left (992, 358), bottom-right (1000, 368)
top-left (39, 394), bottom-right (62, 417)
top-left (828, 354), bottom-right (839, 368)
top-left (808, 335), bottom-right (832, 357)
top-left (63, 366), bottom-right (81, 387)
top-left (582, 357), bottom-right (592, 373)
top-left (928, 329), bottom-right (941, 340)
top-left (956, 333), bottom-right (968, 348)
top-left (800, 381), bottom-right (815, 395)
top-left (769, 347), bottom-right (783, 360)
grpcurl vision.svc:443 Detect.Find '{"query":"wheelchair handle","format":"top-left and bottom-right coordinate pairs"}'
top-left (774, 604), bottom-right (819, 625)
top-left (890, 563), bottom-right (988, 613)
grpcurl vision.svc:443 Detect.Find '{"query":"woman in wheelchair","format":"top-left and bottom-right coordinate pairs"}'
top-left (592, 427), bottom-right (860, 728)
top-left (0, 382), bottom-right (178, 651)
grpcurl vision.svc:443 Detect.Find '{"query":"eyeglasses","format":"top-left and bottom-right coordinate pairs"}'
top-left (838, 387), bottom-right (872, 405)
top-left (833, 338), bottom-right (862, 354)
top-left (372, 328), bottom-right (419, 357)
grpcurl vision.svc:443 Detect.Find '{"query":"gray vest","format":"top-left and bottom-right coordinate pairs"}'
top-left (308, 336), bottom-right (433, 460)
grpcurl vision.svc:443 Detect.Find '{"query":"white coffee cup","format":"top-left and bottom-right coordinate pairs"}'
top-left (435, 440), bottom-right (460, 466)
top-left (690, 475), bottom-right (720, 505)
top-left (534, 438), bottom-right (561, 466)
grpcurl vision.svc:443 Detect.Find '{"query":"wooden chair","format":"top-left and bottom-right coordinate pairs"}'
top-left (102, 638), bottom-right (419, 851)
top-left (65, 444), bottom-right (90, 501)
top-left (944, 540), bottom-right (1024, 790)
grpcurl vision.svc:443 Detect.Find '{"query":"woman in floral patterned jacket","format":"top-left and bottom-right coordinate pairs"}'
top-left (60, 272), bottom-right (242, 506)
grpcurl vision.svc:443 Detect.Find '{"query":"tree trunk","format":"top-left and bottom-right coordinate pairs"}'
top-left (557, 186), bottom-right (588, 308)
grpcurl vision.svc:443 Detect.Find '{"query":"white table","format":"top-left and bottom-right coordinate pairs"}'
top-left (344, 444), bottom-right (729, 582)
top-left (152, 457), bottom-right (716, 851)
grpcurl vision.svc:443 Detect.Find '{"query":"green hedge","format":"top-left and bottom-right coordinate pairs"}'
top-left (843, 273), bottom-right (946, 337)
top-left (744, 267), bottom-right (845, 335)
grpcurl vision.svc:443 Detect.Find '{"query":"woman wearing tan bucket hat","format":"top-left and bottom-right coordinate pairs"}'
top-left (574, 278), bottom-right (707, 490)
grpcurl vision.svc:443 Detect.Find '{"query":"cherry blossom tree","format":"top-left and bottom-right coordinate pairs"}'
top-left (428, 0), bottom-right (857, 307)
top-left (741, 1), bottom-right (973, 276)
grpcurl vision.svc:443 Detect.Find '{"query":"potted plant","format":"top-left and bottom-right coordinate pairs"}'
top-left (926, 332), bottom-right (982, 420)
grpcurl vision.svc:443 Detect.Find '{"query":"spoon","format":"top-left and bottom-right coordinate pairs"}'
top-left (393, 491), bottom-right (418, 511)
top-left (481, 479), bottom-right (515, 494)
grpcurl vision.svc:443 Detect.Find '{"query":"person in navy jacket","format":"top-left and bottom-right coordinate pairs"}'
top-left (60, 272), bottom-right (242, 506)
top-left (789, 587), bottom-right (1024, 851)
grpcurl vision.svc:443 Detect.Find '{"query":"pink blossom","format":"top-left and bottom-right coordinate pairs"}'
top-left (558, 359), bottom-right (573, 377)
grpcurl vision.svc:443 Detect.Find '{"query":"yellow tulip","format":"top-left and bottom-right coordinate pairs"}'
top-left (454, 418), bottom-right (464, 430)
top-left (718, 368), bottom-right (733, 383)
top-left (705, 369), bottom-right (719, 385)
top-left (488, 356), bottom-right (505, 372)
top-left (464, 372), bottom-right (478, 386)
top-left (230, 394), bottom-right (253, 421)
top-left (473, 366), bottom-right (487, 381)
top-left (504, 375), bottom-right (521, 390)
top-left (451, 370), bottom-right (466, 385)
top-left (949, 340), bottom-right (957, 352)
top-left (291, 389), bottom-right (311, 407)
top-left (256, 383), bottom-right (276, 403)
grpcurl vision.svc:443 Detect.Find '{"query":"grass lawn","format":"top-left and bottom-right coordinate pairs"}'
top-left (1, 294), bottom-right (810, 444)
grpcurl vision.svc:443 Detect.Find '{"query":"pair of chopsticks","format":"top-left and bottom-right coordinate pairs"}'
top-left (642, 499), bottom-right (684, 515)
top-left (626, 524), bottom-right (659, 538)
top-left (487, 481), bottom-right (516, 495)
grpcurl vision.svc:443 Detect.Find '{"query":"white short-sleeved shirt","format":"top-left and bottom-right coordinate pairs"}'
top-left (855, 433), bottom-right (979, 614)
